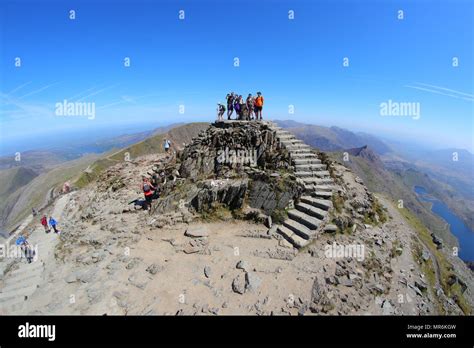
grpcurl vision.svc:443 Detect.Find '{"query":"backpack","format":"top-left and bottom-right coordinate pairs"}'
top-left (143, 183), bottom-right (151, 192)
top-left (256, 96), bottom-right (263, 107)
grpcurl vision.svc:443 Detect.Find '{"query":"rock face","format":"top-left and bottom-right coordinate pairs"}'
top-left (190, 179), bottom-right (248, 212)
top-left (248, 174), bottom-right (302, 214)
top-left (152, 121), bottom-right (301, 220)
top-left (179, 121), bottom-right (290, 179)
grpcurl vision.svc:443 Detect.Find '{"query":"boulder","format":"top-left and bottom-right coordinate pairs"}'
top-left (185, 226), bottom-right (209, 238)
top-left (309, 277), bottom-right (333, 313)
top-left (245, 272), bottom-right (262, 292)
top-left (232, 274), bottom-right (245, 294)
top-left (236, 260), bottom-right (252, 272)
top-left (146, 263), bottom-right (162, 275)
top-left (204, 266), bottom-right (212, 278)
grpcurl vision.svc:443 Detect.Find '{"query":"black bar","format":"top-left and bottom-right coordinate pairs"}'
top-left (0, 315), bottom-right (472, 346)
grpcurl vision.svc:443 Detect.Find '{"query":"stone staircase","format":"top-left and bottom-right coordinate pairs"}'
top-left (0, 193), bottom-right (72, 314)
top-left (266, 122), bottom-right (335, 248)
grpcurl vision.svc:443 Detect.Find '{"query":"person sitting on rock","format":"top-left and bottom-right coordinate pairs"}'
top-left (142, 177), bottom-right (156, 210)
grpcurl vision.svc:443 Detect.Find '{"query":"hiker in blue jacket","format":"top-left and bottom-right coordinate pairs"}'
top-left (16, 235), bottom-right (35, 263)
top-left (49, 217), bottom-right (59, 234)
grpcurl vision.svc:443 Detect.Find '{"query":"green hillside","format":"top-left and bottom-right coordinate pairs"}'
top-left (0, 167), bottom-right (38, 198)
top-left (2, 154), bottom-right (100, 231)
top-left (75, 122), bottom-right (209, 188)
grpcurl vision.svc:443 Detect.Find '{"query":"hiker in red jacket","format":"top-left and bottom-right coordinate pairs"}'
top-left (40, 215), bottom-right (50, 233)
top-left (141, 177), bottom-right (156, 210)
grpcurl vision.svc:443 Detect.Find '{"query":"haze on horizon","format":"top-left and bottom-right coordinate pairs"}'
top-left (1, 0), bottom-right (473, 153)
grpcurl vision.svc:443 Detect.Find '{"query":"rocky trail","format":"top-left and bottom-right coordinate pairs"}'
top-left (0, 193), bottom-right (72, 314)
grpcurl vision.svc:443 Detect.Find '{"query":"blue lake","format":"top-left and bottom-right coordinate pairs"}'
top-left (414, 186), bottom-right (474, 262)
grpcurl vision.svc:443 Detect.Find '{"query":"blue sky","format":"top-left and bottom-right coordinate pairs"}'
top-left (1, 0), bottom-right (473, 154)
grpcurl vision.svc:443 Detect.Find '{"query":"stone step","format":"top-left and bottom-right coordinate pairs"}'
top-left (1, 275), bottom-right (40, 293)
top-left (301, 177), bottom-right (333, 185)
top-left (287, 209), bottom-right (322, 230)
top-left (295, 171), bottom-right (315, 177)
top-left (295, 164), bottom-right (326, 171)
top-left (313, 171), bottom-right (331, 178)
top-left (286, 143), bottom-right (310, 148)
top-left (4, 273), bottom-right (42, 293)
top-left (314, 191), bottom-right (333, 199)
top-left (0, 297), bottom-right (26, 313)
top-left (0, 284), bottom-right (37, 302)
top-left (276, 132), bottom-right (292, 137)
top-left (291, 152), bottom-right (318, 159)
top-left (324, 224), bottom-right (338, 233)
top-left (287, 148), bottom-right (312, 154)
top-left (315, 184), bottom-right (336, 192)
top-left (293, 158), bottom-right (321, 165)
top-left (278, 135), bottom-right (295, 140)
top-left (9, 262), bottom-right (44, 277)
top-left (284, 145), bottom-right (309, 151)
top-left (300, 196), bottom-right (333, 211)
top-left (279, 138), bottom-right (300, 144)
top-left (283, 219), bottom-right (315, 240)
top-left (296, 202), bottom-right (327, 220)
top-left (277, 225), bottom-right (308, 249)
top-left (295, 171), bottom-right (331, 178)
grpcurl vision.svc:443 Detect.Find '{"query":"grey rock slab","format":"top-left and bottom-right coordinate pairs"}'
top-left (185, 226), bottom-right (209, 238)
top-left (245, 272), bottom-right (262, 292)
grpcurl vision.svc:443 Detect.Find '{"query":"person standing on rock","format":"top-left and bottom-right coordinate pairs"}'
top-left (49, 216), bottom-right (59, 234)
top-left (226, 92), bottom-right (235, 120)
top-left (255, 92), bottom-right (264, 120)
top-left (41, 215), bottom-right (50, 233)
top-left (246, 94), bottom-right (254, 120)
top-left (142, 177), bottom-right (156, 210)
top-left (233, 95), bottom-right (242, 119)
top-left (163, 139), bottom-right (171, 153)
top-left (217, 102), bottom-right (225, 122)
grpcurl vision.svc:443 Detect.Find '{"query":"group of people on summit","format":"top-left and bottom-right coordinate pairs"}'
top-left (217, 91), bottom-right (264, 122)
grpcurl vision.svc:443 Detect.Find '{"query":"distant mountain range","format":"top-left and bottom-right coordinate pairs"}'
top-left (274, 120), bottom-right (392, 154)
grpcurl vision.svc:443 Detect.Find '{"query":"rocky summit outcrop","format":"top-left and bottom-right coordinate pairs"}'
top-left (149, 121), bottom-right (302, 222)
